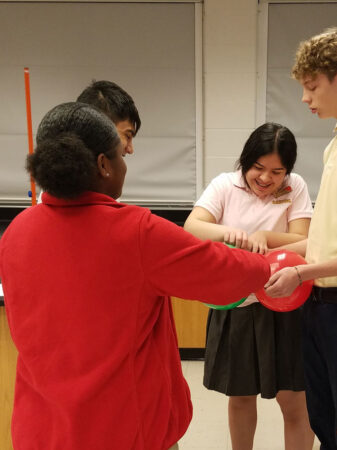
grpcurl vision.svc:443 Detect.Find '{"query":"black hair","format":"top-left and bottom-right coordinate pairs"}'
top-left (26, 102), bottom-right (120, 198)
top-left (236, 122), bottom-right (297, 175)
top-left (77, 80), bottom-right (141, 134)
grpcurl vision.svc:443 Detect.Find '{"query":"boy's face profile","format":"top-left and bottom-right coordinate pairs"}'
top-left (116, 120), bottom-right (136, 155)
top-left (300, 73), bottom-right (337, 120)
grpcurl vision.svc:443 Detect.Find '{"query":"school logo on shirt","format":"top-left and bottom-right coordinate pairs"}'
top-left (272, 185), bottom-right (292, 204)
top-left (272, 199), bottom-right (291, 204)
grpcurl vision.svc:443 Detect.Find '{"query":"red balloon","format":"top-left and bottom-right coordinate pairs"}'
top-left (255, 250), bottom-right (313, 312)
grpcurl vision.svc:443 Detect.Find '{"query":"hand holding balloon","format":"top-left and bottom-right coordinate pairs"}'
top-left (246, 230), bottom-right (268, 254)
top-left (224, 228), bottom-right (268, 254)
top-left (264, 266), bottom-right (303, 298)
top-left (224, 227), bottom-right (248, 249)
top-left (255, 250), bottom-right (313, 312)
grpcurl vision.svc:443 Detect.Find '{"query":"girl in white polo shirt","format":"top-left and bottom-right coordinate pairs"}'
top-left (184, 123), bottom-right (314, 450)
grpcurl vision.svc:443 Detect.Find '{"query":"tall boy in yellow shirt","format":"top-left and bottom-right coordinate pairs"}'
top-left (265, 28), bottom-right (337, 450)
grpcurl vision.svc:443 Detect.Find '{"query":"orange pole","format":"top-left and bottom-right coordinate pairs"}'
top-left (24, 67), bottom-right (37, 206)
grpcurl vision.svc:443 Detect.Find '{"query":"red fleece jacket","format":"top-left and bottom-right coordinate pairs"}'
top-left (0, 191), bottom-right (269, 450)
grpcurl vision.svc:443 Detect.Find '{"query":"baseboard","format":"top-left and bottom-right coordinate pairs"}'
top-left (179, 347), bottom-right (205, 360)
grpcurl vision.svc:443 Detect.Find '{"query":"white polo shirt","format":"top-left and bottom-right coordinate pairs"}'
top-left (195, 170), bottom-right (313, 305)
top-left (306, 128), bottom-right (337, 287)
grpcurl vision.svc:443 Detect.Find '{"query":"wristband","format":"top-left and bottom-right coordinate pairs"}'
top-left (293, 266), bottom-right (302, 286)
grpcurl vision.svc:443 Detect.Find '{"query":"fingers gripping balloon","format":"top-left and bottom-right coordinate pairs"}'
top-left (255, 250), bottom-right (313, 312)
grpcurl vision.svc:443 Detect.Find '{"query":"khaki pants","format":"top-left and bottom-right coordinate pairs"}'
top-left (168, 444), bottom-right (179, 450)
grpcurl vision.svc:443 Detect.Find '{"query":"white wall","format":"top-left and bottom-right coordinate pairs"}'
top-left (203, 0), bottom-right (258, 186)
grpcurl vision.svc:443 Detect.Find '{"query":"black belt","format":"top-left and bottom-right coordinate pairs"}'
top-left (312, 286), bottom-right (337, 304)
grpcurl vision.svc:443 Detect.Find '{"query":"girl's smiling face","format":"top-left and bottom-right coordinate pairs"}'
top-left (245, 153), bottom-right (287, 199)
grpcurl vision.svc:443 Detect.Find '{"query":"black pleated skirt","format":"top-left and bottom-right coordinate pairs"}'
top-left (203, 302), bottom-right (305, 399)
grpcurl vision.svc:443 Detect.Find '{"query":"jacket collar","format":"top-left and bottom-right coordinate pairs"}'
top-left (41, 191), bottom-right (122, 208)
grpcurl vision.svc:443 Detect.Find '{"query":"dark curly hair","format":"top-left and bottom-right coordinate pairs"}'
top-left (236, 122), bottom-right (297, 176)
top-left (26, 102), bottom-right (120, 198)
top-left (292, 27), bottom-right (337, 81)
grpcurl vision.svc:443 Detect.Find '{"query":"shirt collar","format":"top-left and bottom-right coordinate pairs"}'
top-left (232, 170), bottom-right (248, 190)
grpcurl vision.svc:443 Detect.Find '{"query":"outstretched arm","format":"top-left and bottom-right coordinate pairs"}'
top-left (140, 209), bottom-right (270, 305)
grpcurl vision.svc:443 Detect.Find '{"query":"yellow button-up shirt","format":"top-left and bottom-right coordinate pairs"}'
top-left (306, 126), bottom-right (337, 287)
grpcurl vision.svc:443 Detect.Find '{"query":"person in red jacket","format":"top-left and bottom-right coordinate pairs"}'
top-left (0, 102), bottom-right (270, 450)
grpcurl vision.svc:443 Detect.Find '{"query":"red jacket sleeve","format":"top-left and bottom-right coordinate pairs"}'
top-left (139, 210), bottom-right (270, 305)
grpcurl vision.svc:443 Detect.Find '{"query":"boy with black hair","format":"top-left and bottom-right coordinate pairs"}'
top-left (38, 80), bottom-right (141, 203)
top-left (77, 80), bottom-right (141, 156)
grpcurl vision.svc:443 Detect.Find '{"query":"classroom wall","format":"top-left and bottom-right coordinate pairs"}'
top-left (203, 0), bottom-right (258, 186)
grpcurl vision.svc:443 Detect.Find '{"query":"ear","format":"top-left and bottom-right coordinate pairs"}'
top-left (97, 153), bottom-right (111, 178)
